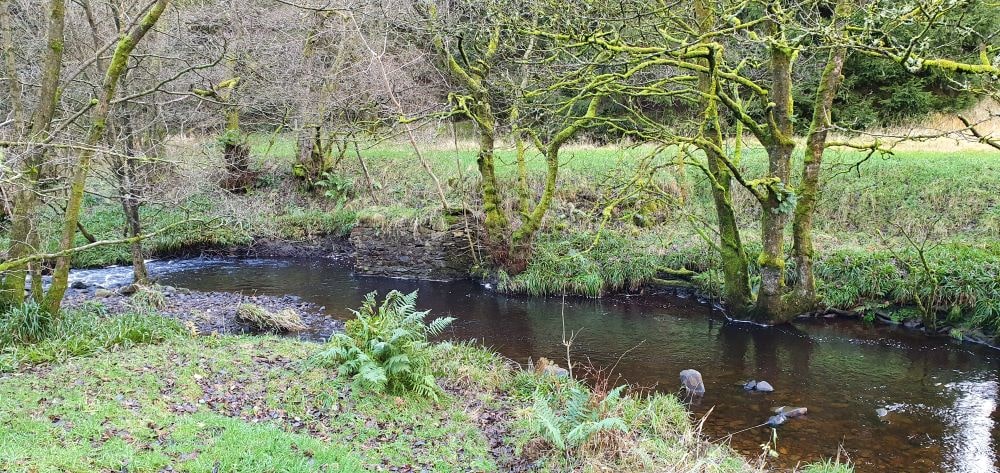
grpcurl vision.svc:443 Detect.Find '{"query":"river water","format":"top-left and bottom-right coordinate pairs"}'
top-left (73, 258), bottom-right (1000, 472)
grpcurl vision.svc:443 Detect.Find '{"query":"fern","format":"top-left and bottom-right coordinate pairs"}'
top-left (310, 290), bottom-right (454, 400)
top-left (530, 383), bottom-right (630, 452)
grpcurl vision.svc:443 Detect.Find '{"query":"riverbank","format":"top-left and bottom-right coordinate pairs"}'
top-left (0, 302), bottom-right (854, 472)
top-left (11, 136), bottom-right (997, 344)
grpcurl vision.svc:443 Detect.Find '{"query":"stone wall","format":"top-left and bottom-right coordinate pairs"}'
top-left (349, 223), bottom-right (476, 280)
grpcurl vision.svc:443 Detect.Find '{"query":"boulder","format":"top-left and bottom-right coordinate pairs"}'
top-left (743, 380), bottom-right (757, 391)
top-left (70, 280), bottom-right (88, 290)
top-left (679, 369), bottom-right (705, 395)
top-left (755, 381), bottom-right (774, 392)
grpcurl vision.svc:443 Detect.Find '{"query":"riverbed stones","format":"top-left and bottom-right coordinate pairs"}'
top-left (70, 280), bottom-right (88, 290)
top-left (95, 288), bottom-right (114, 298)
top-left (743, 380), bottom-right (757, 390)
top-left (679, 369), bottom-right (705, 394)
top-left (755, 381), bottom-right (774, 392)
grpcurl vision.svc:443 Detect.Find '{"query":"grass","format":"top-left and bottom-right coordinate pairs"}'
top-left (236, 303), bottom-right (307, 332)
top-left (0, 302), bottom-right (186, 372)
top-left (0, 334), bottom-right (758, 472)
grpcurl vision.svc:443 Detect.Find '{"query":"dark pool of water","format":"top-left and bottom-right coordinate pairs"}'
top-left (74, 258), bottom-right (999, 472)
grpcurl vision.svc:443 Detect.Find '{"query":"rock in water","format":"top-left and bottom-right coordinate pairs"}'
top-left (679, 369), bottom-right (705, 395)
top-left (755, 381), bottom-right (774, 392)
top-left (743, 380), bottom-right (757, 391)
top-left (766, 414), bottom-right (787, 427)
top-left (876, 408), bottom-right (889, 418)
top-left (70, 280), bottom-right (88, 290)
top-left (773, 406), bottom-right (808, 418)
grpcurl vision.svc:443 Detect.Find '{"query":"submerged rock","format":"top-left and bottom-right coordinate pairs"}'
top-left (773, 406), bottom-right (808, 418)
top-left (766, 414), bottom-right (787, 427)
top-left (679, 369), bottom-right (705, 395)
top-left (743, 380), bottom-right (757, 391)
top-left (755, 381), bottom-right (774, 392)
top-left (876, 408), bottom-right (889, 418)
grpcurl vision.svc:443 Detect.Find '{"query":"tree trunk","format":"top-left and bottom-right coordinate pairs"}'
top-left (44, 0), bottom-right (169, 314)
top-left (117, 89), bottom-right (149, 285)
top-left (790, 45), bottom-right (847, 314)
top-left (0, 0), bottom-right (66, 308)
top-left (692, 4), bottom-right (754, 316)
top-left (752, 42), bottom-right (796, 324)
top-left (474, 102), bottom-right (511, 264)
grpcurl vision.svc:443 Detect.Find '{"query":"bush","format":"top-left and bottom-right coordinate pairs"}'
top-left (312, 290), bottom-right (454, 400)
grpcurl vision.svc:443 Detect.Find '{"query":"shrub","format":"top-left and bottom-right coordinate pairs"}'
top-left (312, 290), bottom-right (454, 400)
top-left (236, 303), bottom-right (307, 332)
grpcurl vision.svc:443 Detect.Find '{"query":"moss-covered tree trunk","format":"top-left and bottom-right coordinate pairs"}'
top-left (508, 96), bottom-right (602, 272)
top-left (751, 38), bottom-right (797, 324)
top-left (44, 0), bottom-right (169, 314)
top-left (693, 2), bottom-right (754, 317)
top-left (472, 100), bottom-right (511, 263)
top-left (0, 0), bottom-right (65, 307)
top-left (789, 2), bottom-right (850, 315)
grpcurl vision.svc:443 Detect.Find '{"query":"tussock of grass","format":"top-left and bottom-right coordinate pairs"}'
top-left (236, 303), bottom-right (307, 332)
top-left (816, 243), bottom-right (1000, 330)
top-left (499, 232), bottom-right (664, 297)
top-left (0, 302), bottom-right (185, 372)
top-left (798, 458), bottom-right (855, 473)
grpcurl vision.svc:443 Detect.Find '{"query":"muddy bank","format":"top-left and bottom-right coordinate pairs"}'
top-left (62, 284), bottom-right (342, 340)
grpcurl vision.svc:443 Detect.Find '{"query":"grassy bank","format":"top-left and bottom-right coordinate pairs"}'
top-left (5, 134), bottom-right (996, 339)
top-left (0, 303), bottom-right (855, 472)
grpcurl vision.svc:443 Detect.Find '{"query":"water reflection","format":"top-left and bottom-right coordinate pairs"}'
top-left (944, 379), bottom-right (997, 472)
top-left (69, 258), bottom-right (1000, 472)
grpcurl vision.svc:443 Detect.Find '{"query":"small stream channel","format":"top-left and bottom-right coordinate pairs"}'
top-left (71, 258), bottom-right (1000, 472)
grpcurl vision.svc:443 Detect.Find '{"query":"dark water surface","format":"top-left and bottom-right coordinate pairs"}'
top-left (76, 258), bottom-right (999, 472)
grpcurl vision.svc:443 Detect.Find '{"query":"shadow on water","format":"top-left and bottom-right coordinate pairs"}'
top-left (72, 258), bottom-right (1000, 472)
